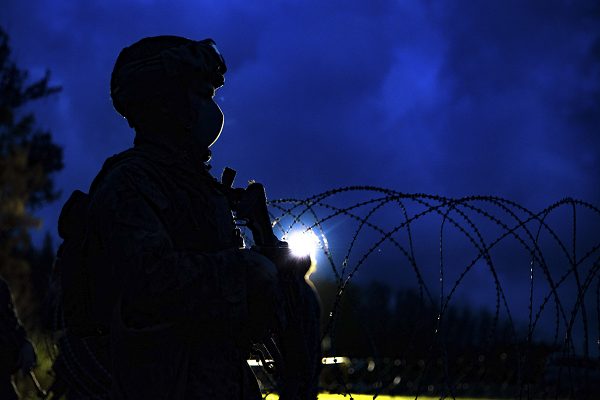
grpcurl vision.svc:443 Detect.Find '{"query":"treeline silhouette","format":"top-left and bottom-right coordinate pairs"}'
top-left (317, 279), bottom-right (520, 356)
top-left (313, 279), bottom-right (596, 398)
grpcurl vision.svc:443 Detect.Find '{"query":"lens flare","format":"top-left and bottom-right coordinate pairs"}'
top-left (286, 230), bottom-right (319, 258)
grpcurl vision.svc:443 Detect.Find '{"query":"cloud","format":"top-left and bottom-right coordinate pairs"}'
top-left (426, 0), bottom-right (600, 203)
top-left (2, 1), bottom-right (599, 298)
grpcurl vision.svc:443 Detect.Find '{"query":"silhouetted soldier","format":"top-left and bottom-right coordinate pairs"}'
top-left (0, 277), bottom-right (37, 400)
top-left (52, 35), bottom-right (320, 399)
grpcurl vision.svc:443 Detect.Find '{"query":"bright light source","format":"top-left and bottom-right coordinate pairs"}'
top-left (286, 230), bottom-right (319, 258)
top-left (247, 359), bottom-right (273, 367)
top-left (321, 356), bottom-right (350, 365)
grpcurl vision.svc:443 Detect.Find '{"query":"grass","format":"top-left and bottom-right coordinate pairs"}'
top-left (13, 335), bottom-right (494, 400)
top-left (264, 395), bottom-right (490, 399)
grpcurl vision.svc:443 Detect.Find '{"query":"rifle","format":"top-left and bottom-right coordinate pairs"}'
top-left (221, 167), bottom-right (284, 248)
top-left (221, 167), bottom-right (321, 399)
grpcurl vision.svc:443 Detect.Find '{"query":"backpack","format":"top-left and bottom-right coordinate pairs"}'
top-left (55, 189), bottom-right (99, 335)
top-left (55, 149), bottom-right (136, 336)
top-left (47, 150), bottom-right (137, 398)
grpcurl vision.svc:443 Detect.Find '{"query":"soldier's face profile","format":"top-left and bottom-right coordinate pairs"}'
top-left (188, 89), bottom-right (224, 149)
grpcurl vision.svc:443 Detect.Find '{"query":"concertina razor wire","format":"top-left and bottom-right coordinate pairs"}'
top-left (260, 186), bottom-right (600, 399)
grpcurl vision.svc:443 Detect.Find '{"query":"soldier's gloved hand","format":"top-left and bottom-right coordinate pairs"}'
top-left (256, 246), bottom-right (313, 330)
top-left (17, 339), bottom-right (37, 374)
top-left (243, 251), bottom-right (284, 342)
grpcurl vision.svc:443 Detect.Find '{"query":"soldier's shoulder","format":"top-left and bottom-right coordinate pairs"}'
top-left (90, 149), bottom-right (168, 211)
top-left (91, 149), bottom-right (153, 192)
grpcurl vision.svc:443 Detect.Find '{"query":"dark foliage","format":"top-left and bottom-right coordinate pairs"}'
top-left (0, 26), bottom-right (63, 209)
top-left (0, 25), bottom-right (63, 330)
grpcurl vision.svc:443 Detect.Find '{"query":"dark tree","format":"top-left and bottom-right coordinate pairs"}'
top-left (0, 26), bottom-right (63, 328)
top-left (25, 232), bottom-right (56, 330)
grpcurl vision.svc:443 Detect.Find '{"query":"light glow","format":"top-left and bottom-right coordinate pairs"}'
top-left (248, 357), bottom-right (348, 366)
top-left (321, 356), bottom-right (350, 365)
top-left (286, 230), bottom-right (319, 258)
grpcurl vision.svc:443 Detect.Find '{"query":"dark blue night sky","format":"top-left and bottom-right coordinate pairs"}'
top-left (3, 0), bottom-right (599, 299)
